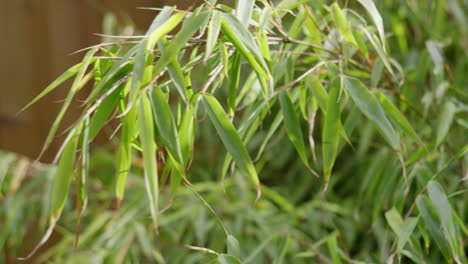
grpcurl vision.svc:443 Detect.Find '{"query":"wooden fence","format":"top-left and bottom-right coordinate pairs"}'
top-left (0, 0), bottom-right (203, 162)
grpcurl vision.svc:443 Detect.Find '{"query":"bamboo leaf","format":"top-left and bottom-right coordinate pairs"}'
top-left (228, 52), bottom-right (242, 116)
top-left (137, 94), bottom-right (159, 229)
top-left (322, 79), bottom-right (341, 188)
top-left (427, 181), bottom-right (458, 255)
top-left (21, 63), bottom-right (83, 111)
top-left (115, 103), bottom-right (137, 203)
top-left (236, 0), bottom-right (254, 27)
top-left (206, 10), bottom-right (222, 62)
top-left (50, 126), bottom-right (81, 220)
top-left (279, 91), bottom-right (311, 171)
top-left (356, 0), bottom-right (386, 52)
top-left (343, 77), bottom-right (400, 150)
top-left (436, 101), bottom-right (456, 147)
top-left (153, 12), bottom-right (209, 75)
top-left (376, 92), bottom-right (425, 147)
top-left (202, 94), bottom-right (260, 198)
top-left (150, 87), bottom-right (184, 168)
top-left (416, 196), bottom-right (451, 260)
top-left (331, 2), bottom-right (358, 47)
top-left (158, 38), bottom-right (188, 102)
top-left (41, 47), bottom-right (97, 156)
top-left (221, 13), bottom-right (270, 76)
top-left (88, 86), bottom-right (121, 140)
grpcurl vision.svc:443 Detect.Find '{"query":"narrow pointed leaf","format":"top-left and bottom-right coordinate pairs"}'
top-left (228, 52), bottom-right (242, 116)
top-left (357, 0), bottom-right (386, 52)
top-left (116, 103), bottom-right (137, 202)
top-left (206, 10), bottom-right (222, 62)
top-left (376, 92), bottom-right (425, 147)
top-left (150, 87), bottom-right (184, 168)
top-left (343, 77), bottom-right (400, 150)
top-left (137, 94), bottom-right (159, 229)
top-left (21, 63), bottom-right (82, 111)
top-left (88, 86), bottom-right (121, 140)
top-left (436, 101), bottom-right (456, 147)
top-left (322, 79), bottom-right (341, 186)
top-left (41, 47), bottom-right (97, 156)
top-left (202, 94), bottom-right (260, 191)
top-left (50, 126), bottom-right (81, 220)
top-left (331, 2), bottom-right (358, 47)
top-left (279, 91), bottom-right (311, 170)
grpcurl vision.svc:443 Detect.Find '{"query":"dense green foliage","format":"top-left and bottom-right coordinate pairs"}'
top-left (1, 0), bottom-right (468, 263)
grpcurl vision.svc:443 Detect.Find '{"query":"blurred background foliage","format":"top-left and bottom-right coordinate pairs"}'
top-left (1, 0), bottom-right (468, 263)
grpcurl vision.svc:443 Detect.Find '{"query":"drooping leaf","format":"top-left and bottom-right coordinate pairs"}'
top-left (356, 0), bottom-right (386, 52)
top-left (427, 181), bottom-right (459, 255)
top-left (343, 77), bottom-right (400, 150)
top-left (279, 91), bottom-right (312, 172)
top-left (436, 101), bottom-right (456, 147)
top-left (228, 52), bottom-right (242, 116)
top-left (376, 92), bottom-right (425, 147)
top-left (21, 62), bottom-right (84, 111)
top-left (150, 87), bottom-right (184, 173)
top-left (206, 10), bottom-right (222, 62)
top-left (88, 86), bottom-right (121, 140)
top-left (137, 93), bottom-right (159, 229)
top-left (331, 2), bottom-right (358, 47)
top-left (202, 94), bottom-right (260, 197)
top-left (116, 102), bottom-right (137, 203)
top-left (50, 126), bottom-right (81, 220)
top-left (40, 47), bottom-right (97, 156)
top-left (322, 78), bottom-right (341, 188)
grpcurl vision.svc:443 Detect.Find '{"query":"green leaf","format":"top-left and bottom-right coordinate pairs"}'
top-left (236, 0), bottom-right (254, 27)
top-left (416, 196), bottom-right (451, 260)
top-left (202, 94), bottom-right (260, 196)
top-left (322, 79), bottom-right (341, 188)
top-left (227, 235), bottom-right (241, 259)
top-left (436, 101), bottom-right (456, 147)
top-left (50, 126), bottom-right (81, 220)
top-left (41, 47), bottom-right (97, 156)
top-left (218, 254), bottom-right (243, 264)
top-left (279, 91), bottom-right (312, 172)
top-left (150, 87), bottom-right (184, 170)
top-left (21, 62), bottom-right (83, 111)
top-left (376, 92), bottom-right (425, 147)
top-left (398, 217), bottom-right (419, 252)
top-left (79, 118), bottom-right (90, 210)
top-left (356, 0), bottom-right (386, 52)
top-left (331, 2), bottom-right (358, 47)
top-left (228, 52), bottom-right (242, 116)
top-left (88, 86), bottom-right (121, 140)
top-left (427, 181), bottom-right (458, 255)
top-left (221, 13), bottom-right (270, 76)
top-left (206, 10), bottom-right (222, 62)
top-left (343, 77), bottom-right (400, 150)
top-left (309, 76), bottom-right (351, 145)
top-left (158, 38), bottom-right (188, 103)
top-left (129, 11), bottom-right (185, 108)
top-left (116, 103), bottom-right (137, 202)
top-left (327, 235), bottom-right (342, 264)
top-left (137, 93), bottom-right (159, 229)
top-left (153, 12), bottom-right (209, 76)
